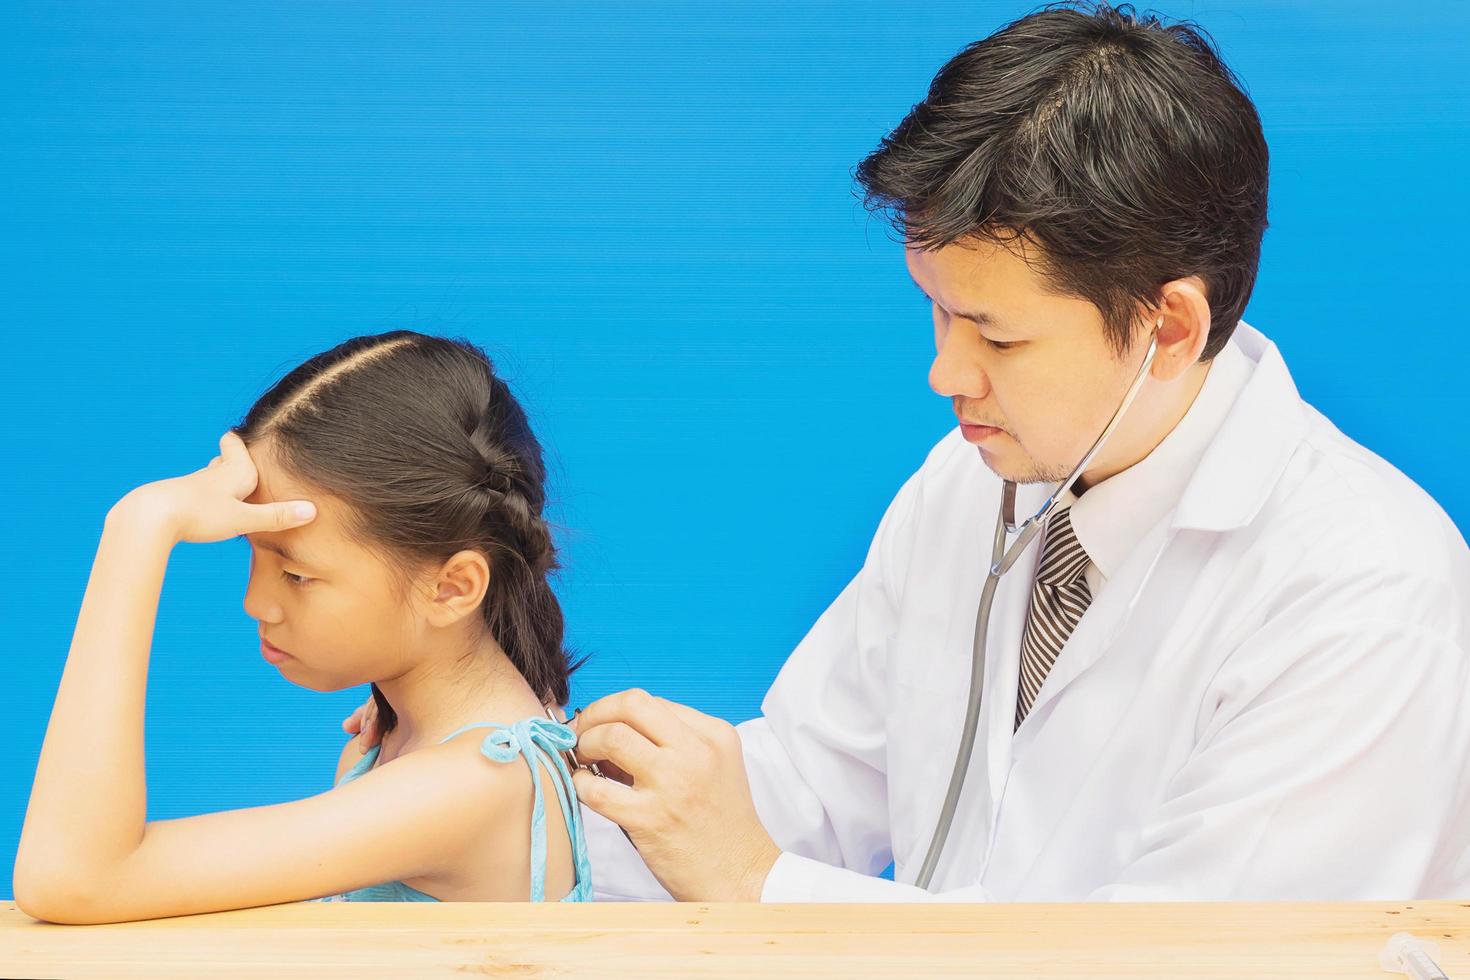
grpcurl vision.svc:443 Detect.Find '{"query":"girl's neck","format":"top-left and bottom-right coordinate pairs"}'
top-left (372, 644), bottom-right (545, 765)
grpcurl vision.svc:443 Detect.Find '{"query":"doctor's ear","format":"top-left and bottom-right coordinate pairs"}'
top-left (1145, 275), bottom-right (1212, 380)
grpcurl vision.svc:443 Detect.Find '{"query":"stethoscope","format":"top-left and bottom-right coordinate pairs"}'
top-left (912, 320), bottom-right (1162, 890)
top-left (551, 705), bottom-right (637, 846)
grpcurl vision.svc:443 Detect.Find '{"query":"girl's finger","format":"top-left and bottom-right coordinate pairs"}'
top-left (218, 432), bottom-right (257, 474)
top-left (343, 704), bottom-right (365, 733)
top-left (237, 500), bottom-right (316, 534)
top-left (207, 455), bottom-right (222, 468)
top-left (219, 431), bottom-right (247, 455)
top-left (361, 707), bottom-right (383, 752)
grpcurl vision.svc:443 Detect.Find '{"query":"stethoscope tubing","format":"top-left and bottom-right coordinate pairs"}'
top-left (912, 326), bottom-right (1161, 890)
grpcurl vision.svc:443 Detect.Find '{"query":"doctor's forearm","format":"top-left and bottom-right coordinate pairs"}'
top-left (15, 500), bottom-right (171, 901)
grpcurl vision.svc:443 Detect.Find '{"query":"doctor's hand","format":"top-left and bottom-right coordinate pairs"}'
top-left (569, 689), bottom-right (781, 903)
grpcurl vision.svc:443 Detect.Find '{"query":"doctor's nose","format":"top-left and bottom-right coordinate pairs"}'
top-left (929, 327), bottom-right (993, 400)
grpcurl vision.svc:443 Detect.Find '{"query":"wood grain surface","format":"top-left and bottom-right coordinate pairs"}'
top-left (5, 899), bottom-right (1470, 977)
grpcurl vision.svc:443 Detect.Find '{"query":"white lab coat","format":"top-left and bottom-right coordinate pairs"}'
top-left (585, 322), bottom-right (1470, 902)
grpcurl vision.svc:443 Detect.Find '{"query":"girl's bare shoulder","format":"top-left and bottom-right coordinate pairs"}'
top-left (384, 722), bottom-right (575, 900)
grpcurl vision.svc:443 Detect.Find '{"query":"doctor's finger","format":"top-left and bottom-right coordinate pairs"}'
top-left (574, 720), bottom-right (661, 781)
top-left (590, 757), bottom-right (633, 787)
top-left (573, 688), bottom-right (685, 748)
top-left (572, 767), bottom-right (644, 826)
top-left (648, 695), bottom-right (732, 741)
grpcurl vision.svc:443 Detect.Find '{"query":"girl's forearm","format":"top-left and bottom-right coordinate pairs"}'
top-left (15, 495), bottom-right (175, 896)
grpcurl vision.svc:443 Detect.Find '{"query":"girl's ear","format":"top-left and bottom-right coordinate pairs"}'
top-left (423, 550), bottom-right (491, 628)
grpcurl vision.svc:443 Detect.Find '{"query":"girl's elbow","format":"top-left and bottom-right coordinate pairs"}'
top-left (13, 863), bottom-right (118, 925)
top-left (14, 878), bottom-right (97, 925)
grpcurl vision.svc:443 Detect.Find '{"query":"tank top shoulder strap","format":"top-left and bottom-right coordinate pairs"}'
top-left (336, 743), bottom-right (379, 786)
top-left (436, 716), bottom-right (593, 902)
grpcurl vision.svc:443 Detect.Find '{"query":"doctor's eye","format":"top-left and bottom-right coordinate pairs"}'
top-left (983, 338), bottom-right (1019, 351)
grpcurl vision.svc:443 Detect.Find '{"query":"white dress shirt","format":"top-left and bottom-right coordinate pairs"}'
top-left (584, 321), bottom-right (1470, 902)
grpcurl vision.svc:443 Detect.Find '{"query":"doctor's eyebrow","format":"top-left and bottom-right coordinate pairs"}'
top-left (907, 275), bottom-right (1001, 327)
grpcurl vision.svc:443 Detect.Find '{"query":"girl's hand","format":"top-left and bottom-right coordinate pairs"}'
top-left (120, 431), bottom-right (317, 546)
top-left (342, 696), bottom-right (382, 755)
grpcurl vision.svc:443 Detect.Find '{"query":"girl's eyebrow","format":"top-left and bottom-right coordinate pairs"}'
top-left (242, 534), bottom-right (322, 569)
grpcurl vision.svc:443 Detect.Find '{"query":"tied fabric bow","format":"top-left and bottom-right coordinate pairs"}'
top-left (479, 715), bottom-right (577, 764)
top-left (477, 716), bottom-right (588, 901)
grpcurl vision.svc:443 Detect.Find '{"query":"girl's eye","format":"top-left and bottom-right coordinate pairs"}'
top-left (280, 570), bottom-right (311, 588)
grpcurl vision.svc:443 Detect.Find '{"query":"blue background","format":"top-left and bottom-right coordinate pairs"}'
top-left (3, 2), bottom-right (1467, 902)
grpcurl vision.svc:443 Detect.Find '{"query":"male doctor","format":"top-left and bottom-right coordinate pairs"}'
top-left (351, 3), bottom-right (1470, 902)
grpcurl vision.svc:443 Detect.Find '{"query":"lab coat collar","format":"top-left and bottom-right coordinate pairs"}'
top-left (1005, 321), bottom-right (1289, 582)
top-left (1170, 322), bottom-right (1308, 533)
top-left (997, 322), bottom-right (1310, 770)
top-left (1065, 332), bottom-right (1254, 583)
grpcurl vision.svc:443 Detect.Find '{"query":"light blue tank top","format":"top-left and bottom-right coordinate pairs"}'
top-left (310, 715), bottom-right (594, 903)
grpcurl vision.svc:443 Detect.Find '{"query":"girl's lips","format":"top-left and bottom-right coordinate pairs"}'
top-left (260, 640), bottom-right (292, 664)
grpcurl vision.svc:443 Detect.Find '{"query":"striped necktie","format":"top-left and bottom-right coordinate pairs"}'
top-left (1015, 504), bottom-right (1093, 730)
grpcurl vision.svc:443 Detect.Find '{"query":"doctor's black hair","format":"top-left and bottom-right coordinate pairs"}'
top-left (234, 331), bottom-right (585, 735)
top-left (854, 1), bottom-right (1268, 362)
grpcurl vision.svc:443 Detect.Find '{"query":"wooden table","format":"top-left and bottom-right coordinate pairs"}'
top-left (4, 899), bottom-right (1469, 977)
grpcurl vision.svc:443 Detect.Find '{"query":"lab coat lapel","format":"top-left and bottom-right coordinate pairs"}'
top-left (1008, 513), bottom-right (1176, 745)
top-left (1009, 507), bottom-right (1179, 739)
top-left (913, 474), bottom-right (1048, 890)
top-left (980, 480), bottom-right (1053, 806)
top-left (984, 522), bottom-right (1217, 892)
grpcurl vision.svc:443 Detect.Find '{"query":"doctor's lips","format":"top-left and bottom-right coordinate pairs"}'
top-left (260, 636), bottom-right (294, 664)
top-left (958, 418), bottom-right (1006, 441)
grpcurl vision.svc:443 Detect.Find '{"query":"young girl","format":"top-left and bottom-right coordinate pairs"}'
top-left (14, 330), bottom-right (594, 923)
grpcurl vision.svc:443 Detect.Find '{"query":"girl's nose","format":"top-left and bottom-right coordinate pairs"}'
top-left (242, 573), bottom-right (282, 624)
top-left (243, 595), bottom-right (282, 624)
